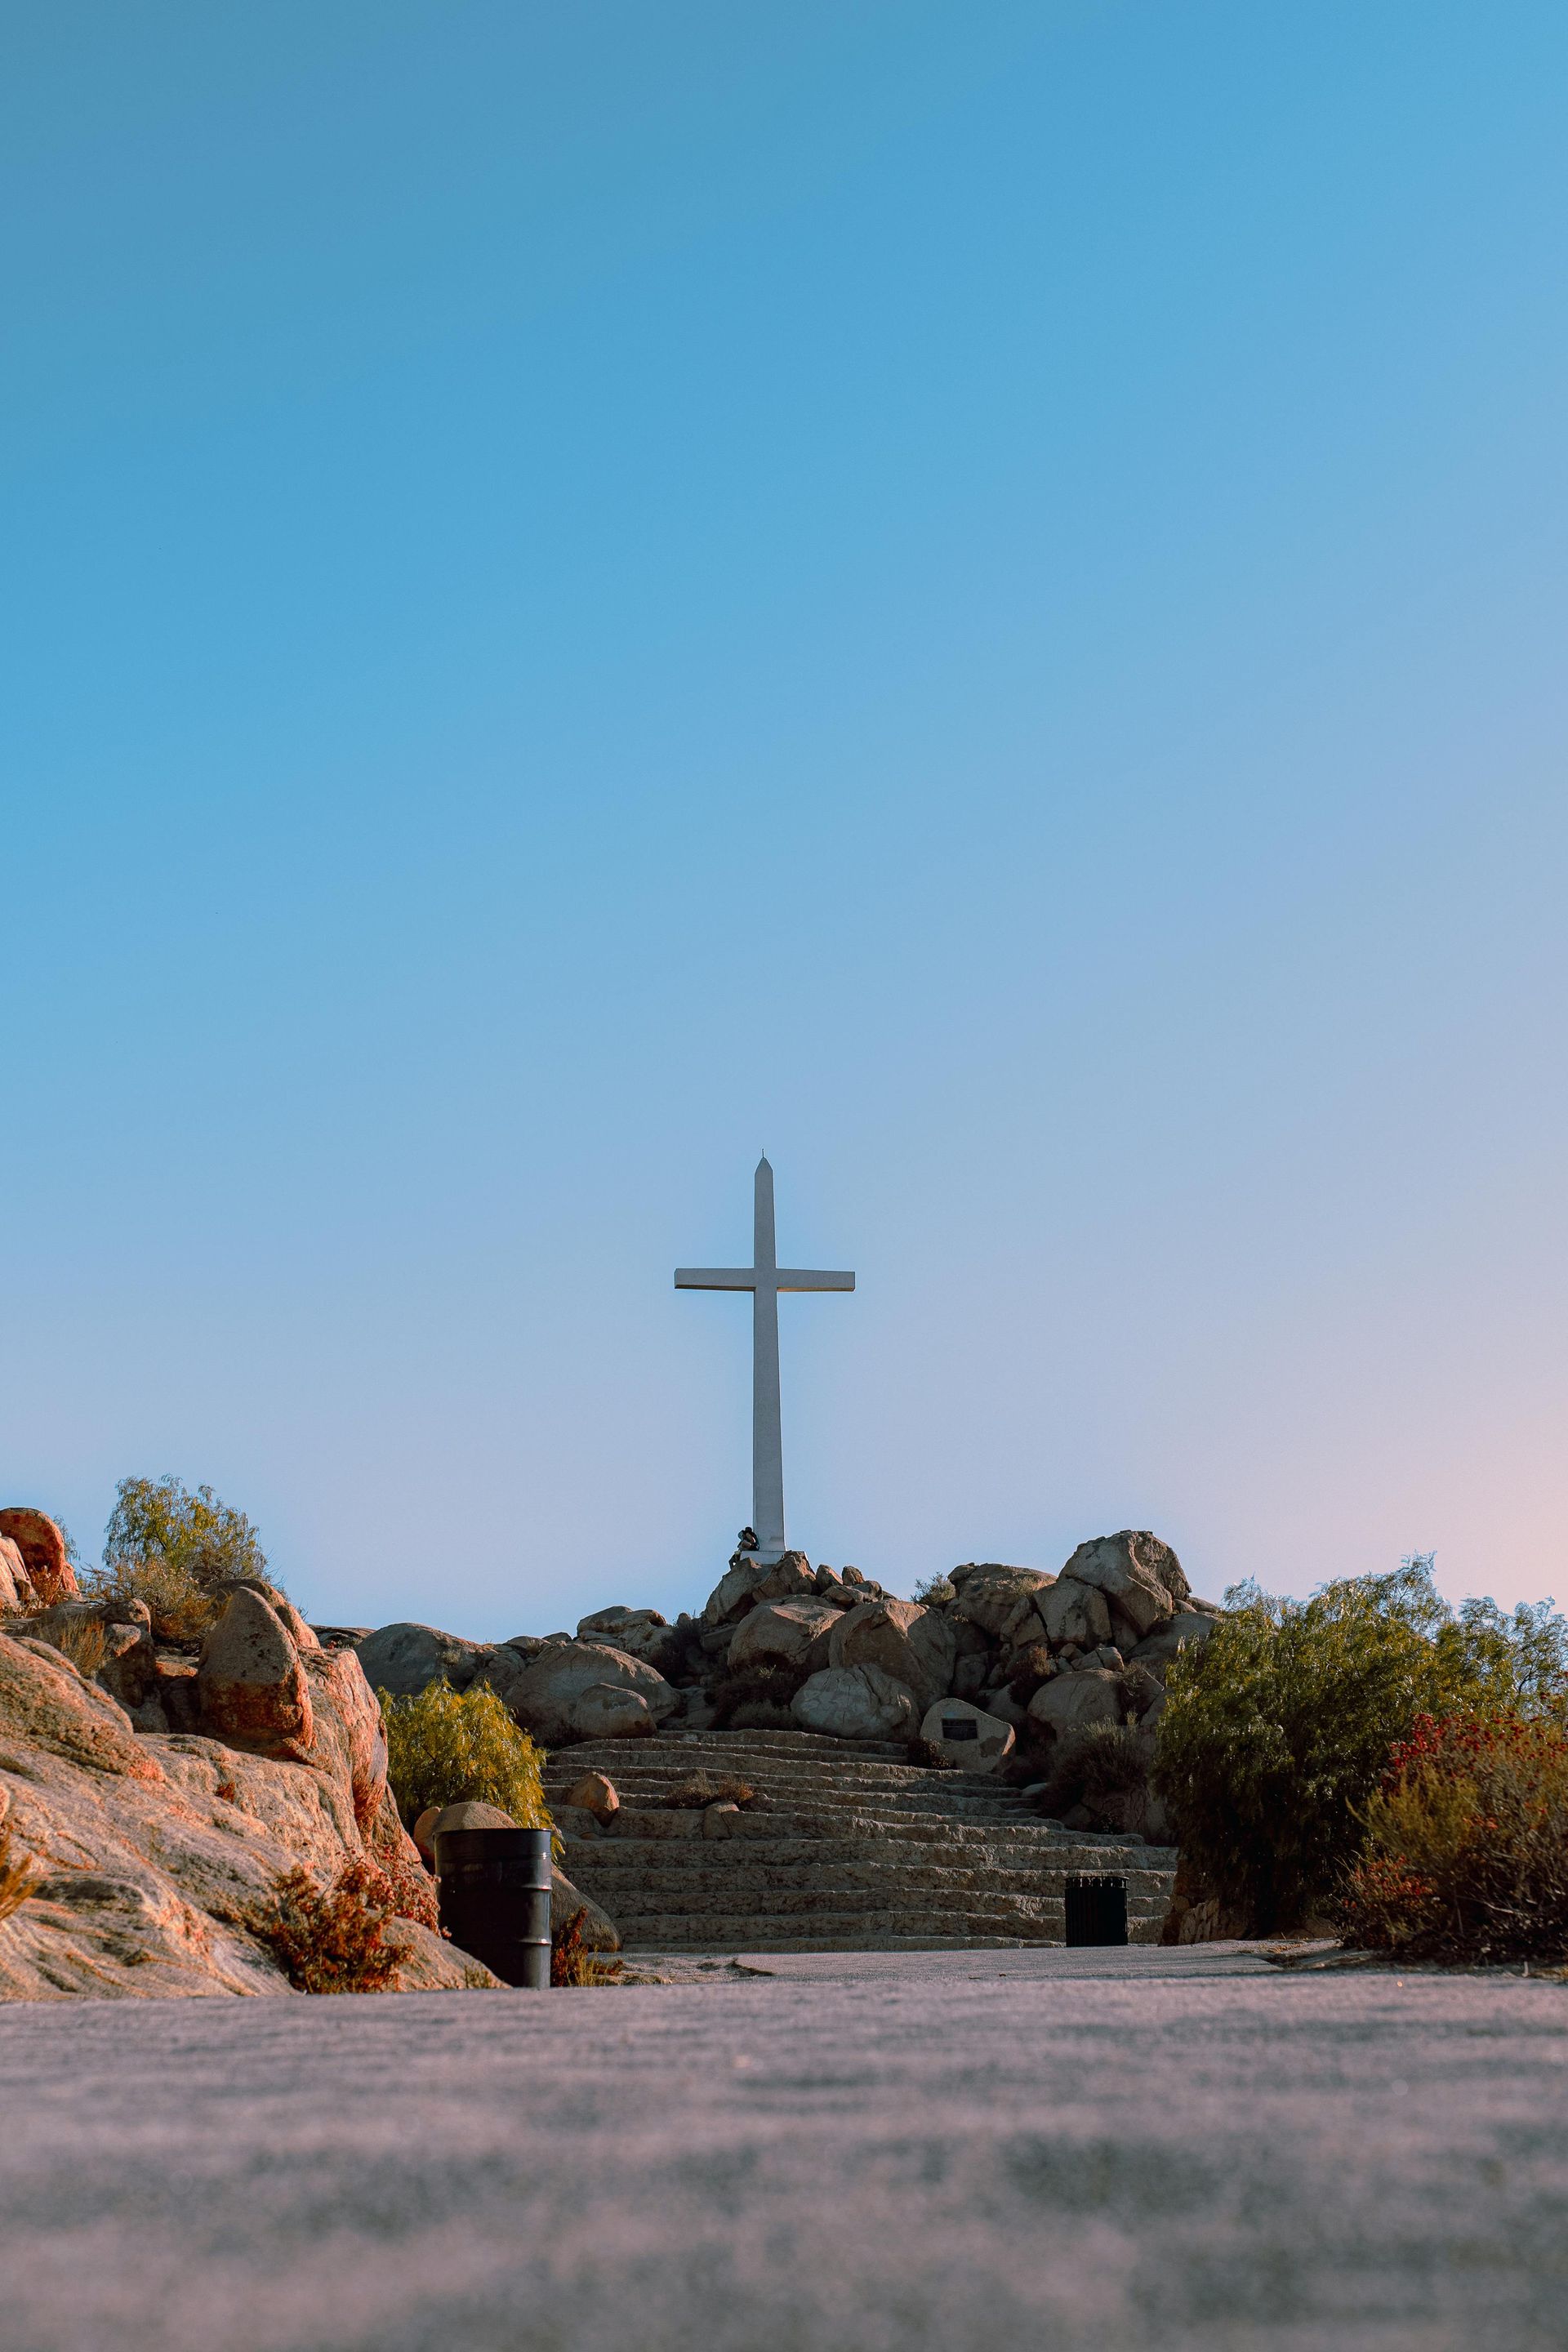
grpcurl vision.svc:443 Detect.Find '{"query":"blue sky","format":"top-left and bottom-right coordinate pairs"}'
top-left (3, 1), bottom-right (1566, 1636)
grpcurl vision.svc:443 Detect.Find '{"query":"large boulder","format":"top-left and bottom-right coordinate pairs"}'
top-left (728, 1597), bottom-right (842, 1673)
top-left (0, 1512), bottom-right (77, 1607)
top-left (482, 1637), bottom-right (677, 1744)
top-left (947, 1564), bottom-right (1055, 1640)
top-left (1129, 1610), bottom-right (1221, 1677)
top-left (196, 1588), bottom-right (314, 1761)
top-left (1027, 1664), bottom-right (1125, 1732)
top-left (211, 1578), bottom-right (319, 1653)
top-left (569, 1683), bottom-right (656, 1739)
top-left (828, 1599), bottom-right (955, 1709)
top-left (1060, 1531), bottom-right (1188, 1640)
top-left (791, 1664), bottom-right (917, 1741)
top-left (354, 1622), bottom-right (492, 1698)
top-left (575, 1607), bottom-right (675, 1668)
top-left (702, 1548), bottom-right (817, 1627)
top-left (1040, 1576), bottom-right (1112, 1651)
top-left (918, 1697), bottom-right (1014, 1773)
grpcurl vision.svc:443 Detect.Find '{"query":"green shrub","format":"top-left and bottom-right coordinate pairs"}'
top-left (1152, 1564), bottom-right (1568, 1933)
top-left (82, 1474), bottom-right (274, 1642)
top-left (1341, 1711), bottom-right (1568, 1962)
top-left (380, 1679), bottom-right (553, 1831)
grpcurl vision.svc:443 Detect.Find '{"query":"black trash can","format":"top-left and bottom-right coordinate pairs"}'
top-left (435, 1826), bottom-right (552, 1988)
top-left (1063, 1873), bottom-right (1128, 1948)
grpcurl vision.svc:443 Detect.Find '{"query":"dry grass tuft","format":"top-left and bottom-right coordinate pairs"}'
top-left (659, 1773), bottom-right (757, 1810)
top-left (35, 1616), bottom-right (109, 1678)
top-left (81, 1556), bottom-right (219, 1644)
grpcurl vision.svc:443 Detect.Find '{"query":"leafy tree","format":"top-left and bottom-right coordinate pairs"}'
top-left (101, 1475), bottom-right (269, 1592)
top-left (1152, 1562), bottom-right (1568, 1931)
top-left (82, 1474), bottom-right (274, 1640)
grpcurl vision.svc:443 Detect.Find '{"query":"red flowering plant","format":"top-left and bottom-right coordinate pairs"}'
top-left (1340, 1710), bottom-right (1568, 1963)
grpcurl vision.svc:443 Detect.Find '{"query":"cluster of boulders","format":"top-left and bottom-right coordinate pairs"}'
top-left (359, 1529), bottom-right (1221, 1838)
top-left (0, 1517), bottom-right (547, 1999)
top-left (0, 1509), bottom-right (1220, 1998)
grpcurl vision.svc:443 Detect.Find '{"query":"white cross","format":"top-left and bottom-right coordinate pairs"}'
top-left (676, 1156), bottom-right (854, 1565)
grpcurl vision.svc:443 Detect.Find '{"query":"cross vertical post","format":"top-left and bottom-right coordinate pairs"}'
top-left (751, 1155), bottom-right (785, 1560)
top-left (676, 1158), bottom-right (854, 1565)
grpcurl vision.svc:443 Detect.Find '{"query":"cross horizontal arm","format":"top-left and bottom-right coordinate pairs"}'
top-left (675, 1268), bottom-right (758, 1290)
top-left (776, 1270), bottom-right (855, 1292)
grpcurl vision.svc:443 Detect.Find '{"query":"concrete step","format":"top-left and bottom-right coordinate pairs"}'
top-left (561, 1799), bottom-right (1160, 1851)
top-left (561, 1851), bottom-right (1174, 1894)
top-left (568, 1810), bottom-right (1154, 1855)
top-left (546, 1768), bottom-right (1032, 1807)
top-left (613, 1913), bottom-right (1166, 1950)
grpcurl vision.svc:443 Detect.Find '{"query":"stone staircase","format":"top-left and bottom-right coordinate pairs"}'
top-left (544, 1728), bottom-right (1177, 1952)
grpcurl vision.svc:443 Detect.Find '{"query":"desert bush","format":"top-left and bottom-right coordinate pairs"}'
top-left (381, 1678), bottom-right (553, 1832)
top-left (710, 1662), bottom-right (807, 1728)
top-left (913, 1574), bottom-right (956, 1606)
top-left (659, 1620), bottom-right (709, 1682)
top-left (1008, 1645), bottom-right (1054, 1704)
top-left (257, 1859), bottom-right (401, 1993)
top-left (0, 1820), bottom-right (40, 1926)
top-left (82, 1553), bottom-right (218, 1643)
top-left (81, 1474), bottom-right (274, 1642)
top-left (906, 1736), bottom-right (958, 1771)
top-left (1035, 1722), bottom-right (1150, 1820)
top-left (659, 1773), bottom-right (757, 1809)
top-left (1153, 1564), bottom-right (1568, 1933)
top-left (1340, 1711), bottom-right (1568, 1962)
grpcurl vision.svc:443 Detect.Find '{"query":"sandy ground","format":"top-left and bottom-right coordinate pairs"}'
top-left (2, 1945), bottom-right (1566, 2352)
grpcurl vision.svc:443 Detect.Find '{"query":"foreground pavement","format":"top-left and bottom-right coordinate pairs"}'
top-left (2, 1947), bottom-right (1566, 2351)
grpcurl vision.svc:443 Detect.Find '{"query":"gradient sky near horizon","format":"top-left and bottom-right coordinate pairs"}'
top-left (4, 2), bottom-right (1566, 1638)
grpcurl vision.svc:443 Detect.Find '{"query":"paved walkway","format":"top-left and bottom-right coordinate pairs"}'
top-left (2, 1948), bottom-right (1566, 2351)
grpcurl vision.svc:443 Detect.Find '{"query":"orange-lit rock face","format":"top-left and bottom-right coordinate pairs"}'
top-left (0, 1511), bottom-right (78, 1608)
top-left (195, 1588), bottom-right (314, 1760)
top-left (0, 1629), bottom-right (481, 2000)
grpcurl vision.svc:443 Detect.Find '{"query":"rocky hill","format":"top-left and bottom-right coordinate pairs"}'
top-left (0, 1517), bottom-right (1218, 1996)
